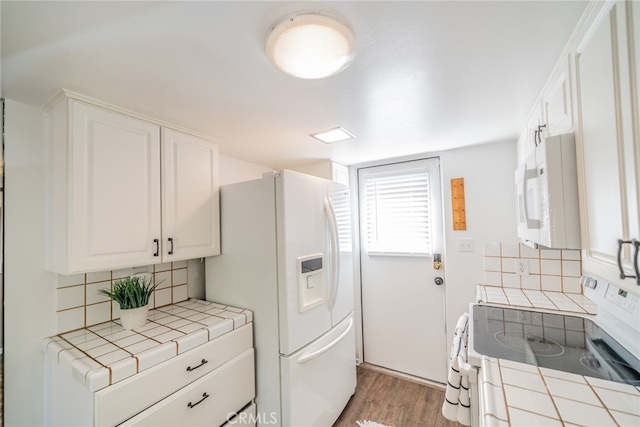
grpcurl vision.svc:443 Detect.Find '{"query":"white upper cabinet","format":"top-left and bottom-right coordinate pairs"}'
top-left (523, 103), bottom-right (544, 160)
top-left (161, 128), bottom-right (220, 262)
top-left (574, 1), bottom-right (640, 293)
top-left (516, 1), bottom-right (640, 294)
top-left (543, 55), bottom-right (574, 137)
top-left (46, 92), bottom-right (220, 274)
top-left (518, 55), bottom-right (574, 163)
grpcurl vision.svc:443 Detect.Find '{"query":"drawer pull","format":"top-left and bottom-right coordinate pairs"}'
top-left (187, 392), bottom-right (209, 409)
top-left (186, 358), bottom-right (208, 372)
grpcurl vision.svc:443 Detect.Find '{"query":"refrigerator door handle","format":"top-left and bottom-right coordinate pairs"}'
top-left (296, 317), bottom-right (354, 364)
top-left (324, 196), bottom-right (340, 309)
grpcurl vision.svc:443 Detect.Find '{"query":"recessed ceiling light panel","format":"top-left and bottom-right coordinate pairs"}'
top-left (266, 12), bottom-right (356, 79)
top-left (311, 126), bottom-right (356, 143)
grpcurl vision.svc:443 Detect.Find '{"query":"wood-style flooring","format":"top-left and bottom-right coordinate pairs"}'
top-left (334, 365), bottom-right (460, 427)
top-left (1, 354), bottom-right (3, 426)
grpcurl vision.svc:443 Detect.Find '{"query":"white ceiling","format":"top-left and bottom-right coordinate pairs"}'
top-left (1, 1), bottom-right (588, 169)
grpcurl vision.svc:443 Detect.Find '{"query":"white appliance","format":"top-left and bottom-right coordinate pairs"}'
top-left (205, 170), bottom-right (356, 427)
top-left (464, 277), bottom-right (640, 426)
top-left (515, 133), bottom-right (581, 249)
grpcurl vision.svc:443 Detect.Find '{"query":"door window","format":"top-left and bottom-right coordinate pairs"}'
top-left (361, 167), bottom-right (432, 256)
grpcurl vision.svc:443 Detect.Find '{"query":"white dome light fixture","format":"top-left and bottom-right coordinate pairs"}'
top-left (266, 12), bottom-right (356, 79)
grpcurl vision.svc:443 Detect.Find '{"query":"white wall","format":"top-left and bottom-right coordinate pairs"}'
top-left (440, 140), bottom-right (518, 344)
top-left (3, 102), bottom-right (271, 425)
top-left (4, 100), bottom-right (57, 426)
top-left (218, 155), bottom-right (272, 186)
top-left (187, 155), bottom-right (273, 299)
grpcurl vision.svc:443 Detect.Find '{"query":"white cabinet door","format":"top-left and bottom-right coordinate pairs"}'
top-left (69, 101), bottom-right (162, 272)
top-left (47, 94), bottom-right (221, 274)
top-left (524, 104), bottom-right (544, 157)
top-left (543, 54), bottom-right (573, 136)
top-left (161, 128), bottom-right (220, 261)
top-left (575, 1), bottom-right (640, 293)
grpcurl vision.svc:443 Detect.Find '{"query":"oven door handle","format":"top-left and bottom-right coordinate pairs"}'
top-left (457, 355), bottom-right (478, 382)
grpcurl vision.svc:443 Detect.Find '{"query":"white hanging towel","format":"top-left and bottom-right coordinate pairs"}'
top-left (441, 312), bottom-right (471, 426)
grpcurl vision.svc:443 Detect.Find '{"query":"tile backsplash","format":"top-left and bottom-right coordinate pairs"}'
top-left (483, 242), bottom-right (582, 293)
top-left (56, 261), bottom-right (189, 334)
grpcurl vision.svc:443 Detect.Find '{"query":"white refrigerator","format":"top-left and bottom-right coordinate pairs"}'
top-left (205, 170), bottom-right (356, 427)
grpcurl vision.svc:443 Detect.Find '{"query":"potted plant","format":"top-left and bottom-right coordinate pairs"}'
top-left (99, 275), bottom-right (160, 330)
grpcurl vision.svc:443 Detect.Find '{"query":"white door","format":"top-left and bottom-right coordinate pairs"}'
top-left (276, 170), bottom-right (332, 355)
top-left (70, 101), bottom-right (161, 272)
top-left (280, 313), bottom-right (356, 427)
top-left (575, 1), bottom-right (640, 291)
top-left (161, 128), bottom-right (220, 261)
top-left (358, 158), bottom-right (447, 383)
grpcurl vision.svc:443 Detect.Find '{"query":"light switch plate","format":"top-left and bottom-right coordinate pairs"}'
top-left (457, 238), bottom-right (474, 252)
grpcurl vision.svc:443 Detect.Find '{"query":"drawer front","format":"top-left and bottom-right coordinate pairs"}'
top-left (96, 324), bottom-right (252, 426)
top-left (121, 348), bottom-right (255, 427)
top-left (224, 402), bottom-right (257, 426)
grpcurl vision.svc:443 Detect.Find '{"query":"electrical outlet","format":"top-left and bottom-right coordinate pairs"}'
top-left (515, 259), bottom-right (529, 276)
top-left (457, 238), bottom-right (474, 252)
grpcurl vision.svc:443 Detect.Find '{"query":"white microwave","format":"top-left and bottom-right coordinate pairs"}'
top-left (515, 133), bottom-right (581, 249)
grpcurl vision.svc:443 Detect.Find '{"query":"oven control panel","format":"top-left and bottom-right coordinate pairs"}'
top-left (605, 285), bottom-right (638, 313)
top-left (583, 274), bottom-right (640, 359)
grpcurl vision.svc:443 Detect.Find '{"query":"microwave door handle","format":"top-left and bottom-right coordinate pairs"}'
top-left (522, 167), bottom-right (540, 229)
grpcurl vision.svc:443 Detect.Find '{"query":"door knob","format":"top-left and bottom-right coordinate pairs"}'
top-left (434, 277), bottom-right (444, 286)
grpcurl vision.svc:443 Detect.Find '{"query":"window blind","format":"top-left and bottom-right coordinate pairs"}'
top-left (330, 186), bottom-right (353, 253)
top-left (363, 169), bottom-right (431, 256)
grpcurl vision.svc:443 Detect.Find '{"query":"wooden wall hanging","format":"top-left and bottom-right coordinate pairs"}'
top-left (451, 178), bottom-right (467, 230)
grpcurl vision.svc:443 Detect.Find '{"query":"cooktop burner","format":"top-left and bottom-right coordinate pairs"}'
top-left (472, 305), bottom-right (640, 386)
top-left (493, 331), bottom-right (565, 357)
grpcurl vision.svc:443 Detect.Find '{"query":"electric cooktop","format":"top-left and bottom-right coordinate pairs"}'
top-left (472, 304), bottom-right (640, 386)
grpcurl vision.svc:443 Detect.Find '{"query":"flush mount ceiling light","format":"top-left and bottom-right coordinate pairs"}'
top-left (266, 12), bottom-right (356, 79)
top-left (311, 126), bottom-right (355, 144)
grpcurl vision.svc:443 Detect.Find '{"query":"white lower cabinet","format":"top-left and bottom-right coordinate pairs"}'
top-left (46, 322), bottom-right (255, 427)
top-left (120, 349), bottom-right (255, 427)
top-left (224, 403), bottom-right (257, 426)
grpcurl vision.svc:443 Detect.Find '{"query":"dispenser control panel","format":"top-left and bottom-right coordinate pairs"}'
top-left (298, 254), bottom-right (325, 312)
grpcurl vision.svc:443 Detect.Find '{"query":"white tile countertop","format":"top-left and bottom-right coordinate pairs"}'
top-left (43, 299), bottom-right (252, 392)
top-left (475, 285), bottom-right (640, 426)
top-left (477, 284), bottom-right (597, 315)
top-left (480, 357), bottom-right (640, 426)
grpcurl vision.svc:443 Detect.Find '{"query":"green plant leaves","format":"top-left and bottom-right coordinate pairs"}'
top-left (98, 276), bottom-right (161, 310)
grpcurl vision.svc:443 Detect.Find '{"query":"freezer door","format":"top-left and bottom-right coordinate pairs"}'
top-left (280, 313), bottom-right (357, 427)
top-left (276, 170), bottom-right (332, 355)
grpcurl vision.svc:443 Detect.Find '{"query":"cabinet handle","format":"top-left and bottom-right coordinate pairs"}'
top-left (534, 129), bottom-right (539, 147)
top-left (633, 239), bottom-right (640, 286)
top-left (187, 392), bottom-right (209, 409)
top-left (168, 237), bottom-right (174, 255)
top-left (153, 239), bottom-right (159, 257)
top-left (617, 239), bottom-right (637, 280)
top-left (186, 358), bottom-right (208, 372)
top-left (536, 124), bottom-right (546, 145)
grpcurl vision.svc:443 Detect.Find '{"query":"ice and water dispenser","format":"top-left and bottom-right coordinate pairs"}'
top-left (298, 254), bottom-right (325, 312)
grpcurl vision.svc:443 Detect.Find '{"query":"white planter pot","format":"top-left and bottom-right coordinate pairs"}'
top-left (120, 305), bottom-right (149, 330)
